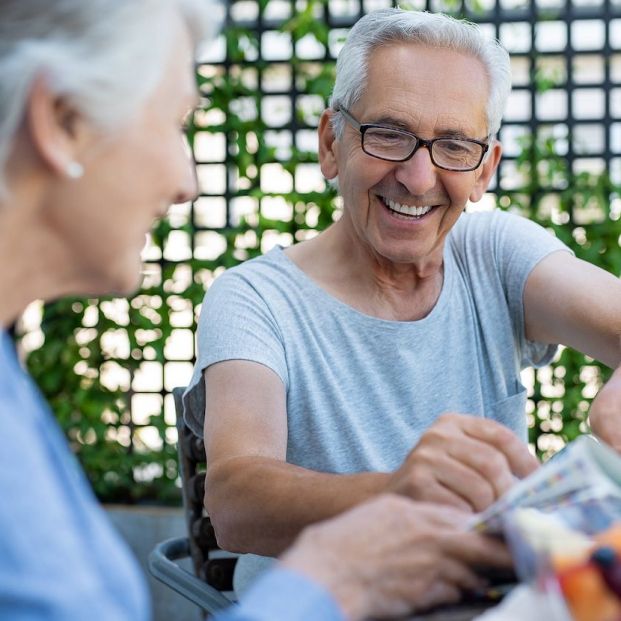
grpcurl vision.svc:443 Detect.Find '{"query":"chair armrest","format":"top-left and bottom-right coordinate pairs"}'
top-left (148, 536), bottom-right (234, 613)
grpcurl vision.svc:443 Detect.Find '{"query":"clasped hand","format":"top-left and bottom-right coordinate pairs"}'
top-left (387, 413), bottom-right (540, 513)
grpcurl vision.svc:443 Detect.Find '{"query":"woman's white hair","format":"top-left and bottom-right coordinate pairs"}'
top-left (0, 0), bottom-right (220, 193)
top-left (330, 8), bottom-right (511, 139)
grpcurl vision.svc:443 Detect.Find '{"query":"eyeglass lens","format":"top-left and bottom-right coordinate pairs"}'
top-left (363, 127), bottom-right (484, 170)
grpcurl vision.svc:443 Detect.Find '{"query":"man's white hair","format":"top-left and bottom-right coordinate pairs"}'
top-left (329, 8), bottom-right (511, 139)
top-left (0, 0), bottom-right (220, 193)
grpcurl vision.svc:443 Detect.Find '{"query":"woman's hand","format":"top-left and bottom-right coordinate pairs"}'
top-left (281, 494), bottom-right (512, 621)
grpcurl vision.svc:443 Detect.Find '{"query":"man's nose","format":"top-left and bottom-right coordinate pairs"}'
top-left (393, 145), bottom-right (437, 196)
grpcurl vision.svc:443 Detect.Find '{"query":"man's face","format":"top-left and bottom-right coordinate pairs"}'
top-left (319, 43), bottom-right (501, 269)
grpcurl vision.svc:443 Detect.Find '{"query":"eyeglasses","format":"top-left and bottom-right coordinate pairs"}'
top-left (337, 107), bottom-right (489, 172)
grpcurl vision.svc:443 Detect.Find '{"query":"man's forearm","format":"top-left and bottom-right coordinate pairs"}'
top-left (205, 456), bottom-right (390, 556)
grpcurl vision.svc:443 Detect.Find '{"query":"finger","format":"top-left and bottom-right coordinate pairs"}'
top-left (431, 450), bottom-right (499, 512)
top-left (407, 502), bottom-right (480, 531)
top-left (390, 451), bottom-right (482, 511)
top-left (413, 431), bottom-right (515, 508)
top-left (442, 437), bottom-right (516, 504)
top-left (407, 427), bottom-right (511, 510)
top-left (411, 581), bottom-right (462, 613)
top-left (442, 532), bottom-right (513, 569)
top-left (409, 474), bottom-right (478, 512)
top-left (438, 556), bottom-right (489, 591)
top-left (457, 415), bottom-right (540, 478)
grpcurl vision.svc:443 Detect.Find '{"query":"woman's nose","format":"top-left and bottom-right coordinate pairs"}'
top-left (173, 142), bottom-right (198, 205)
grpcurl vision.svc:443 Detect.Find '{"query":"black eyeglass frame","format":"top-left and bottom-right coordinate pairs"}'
top-left (336, 107), bottom-right (490, 173)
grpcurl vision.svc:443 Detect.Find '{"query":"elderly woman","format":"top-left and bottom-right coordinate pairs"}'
top-left (0, 1), bottom-right (512, 620)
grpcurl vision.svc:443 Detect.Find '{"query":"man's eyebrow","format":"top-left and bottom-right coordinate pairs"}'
top-left (434, 128), bottom-right (479, 139)
top-left (366, 116), bottom-right (483, 139)
top-left (370, 115), bottom-right (411, 129)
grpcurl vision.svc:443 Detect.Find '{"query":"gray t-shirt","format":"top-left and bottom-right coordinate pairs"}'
top-left (183, 209), bottom-right (569, 590)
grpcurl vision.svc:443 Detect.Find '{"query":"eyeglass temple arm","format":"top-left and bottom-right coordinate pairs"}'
top-left (334, 107), bottom-right (361, 130)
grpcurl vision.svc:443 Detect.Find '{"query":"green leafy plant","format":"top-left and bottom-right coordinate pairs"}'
top-left (21, 1), bottom-right (620, 503)
top-left (498, 63), bottom-right (620, 458)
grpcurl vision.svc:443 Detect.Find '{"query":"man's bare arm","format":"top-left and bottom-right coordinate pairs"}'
top-left (204, 360), bottom-right (538, 556)
top-left (524, 251), bottom-right (621, 368)
top-left (523, 250), bottom-right (621, 448)
top-left (203, 360), bottom-right (389, 555)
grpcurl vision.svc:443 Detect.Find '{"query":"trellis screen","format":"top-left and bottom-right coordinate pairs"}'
top-left (142, 0), bottom-right (621, 455)
top-left (24, 0), bottom-right (621, 499)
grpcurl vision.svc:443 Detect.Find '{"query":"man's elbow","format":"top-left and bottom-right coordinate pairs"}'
top-left (204, 473), bottom-right (255, 553)
top-left (206, 500), bottom-right (248, 553)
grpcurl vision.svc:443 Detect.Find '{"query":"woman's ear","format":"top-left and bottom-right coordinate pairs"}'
top-left (25, 75), bottom-right (87, 178)
top-left (318, 109), bottom-right (339, 180)
top-left (469, 140), bottom-right (502, 203)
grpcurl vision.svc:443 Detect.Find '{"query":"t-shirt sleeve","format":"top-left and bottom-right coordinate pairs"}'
top-left (490, 210), bottom-right (573, 368)
top-left (183, 269), bottom-right (288, 437)
top-left (212, 567), bottom-right (346, 621)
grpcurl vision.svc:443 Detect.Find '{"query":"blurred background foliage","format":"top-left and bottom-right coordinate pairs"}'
top-left (19, 0), bottom-right (621, 503)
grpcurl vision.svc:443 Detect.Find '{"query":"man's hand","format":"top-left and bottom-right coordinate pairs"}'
top-left (281, 494), bottom-right (512, 621)
top-left (387, 414), bottom-right (539, 512)
top-left (589, 366), bottom-right (621, 453)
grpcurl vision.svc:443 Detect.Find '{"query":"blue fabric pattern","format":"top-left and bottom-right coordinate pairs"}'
top-left (0, 329), bottom-right (150, 620)
top-left (213, 567), bottom-right (345, 621)
top-left (0, 329), bottom-right (343, 621)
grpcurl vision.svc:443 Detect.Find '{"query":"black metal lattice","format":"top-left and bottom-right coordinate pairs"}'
top-left (131, 0), bottom-right (621, 466)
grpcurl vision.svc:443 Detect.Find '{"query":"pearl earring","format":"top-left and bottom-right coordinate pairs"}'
top-left (66, 161), bottom-right (84, 179)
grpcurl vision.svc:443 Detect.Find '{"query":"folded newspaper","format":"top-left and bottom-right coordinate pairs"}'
top-left (469, 435), bottom-right (621, 535)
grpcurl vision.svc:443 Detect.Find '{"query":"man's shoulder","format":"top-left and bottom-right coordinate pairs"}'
top-left (450, 209), bottom-right (536, 247)
top-left (449, 209), bottom-right (496, 252)
top-left (208, 247), bottom-right (290, 294)
top-left (453, 208), bottom-right (517, 231)
top-left (218, 246), bottom-right (291, 282)
top-left (206, 246), bottom-right (307, 310)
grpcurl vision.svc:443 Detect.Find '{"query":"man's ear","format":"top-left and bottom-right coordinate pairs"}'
top-left (469, 140), bottom-right (502, 203)
top-left (318, 109), bottom-right (339, 180)
top-left (25, 75), bottom-right (87, 178)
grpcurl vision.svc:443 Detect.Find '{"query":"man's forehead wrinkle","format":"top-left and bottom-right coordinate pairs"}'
top-left (360, 101), bottom-right (486, 139)
top-left (361, 62), bottom-right (488, 137)
top-left (436, 93), bottom-right (488, 137)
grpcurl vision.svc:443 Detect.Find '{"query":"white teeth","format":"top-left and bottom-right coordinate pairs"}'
top-left (384, 198), bottom-right (433, 217)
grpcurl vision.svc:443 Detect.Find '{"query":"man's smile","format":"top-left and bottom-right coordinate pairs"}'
top-left (378, 194), bottom-right (441, 220)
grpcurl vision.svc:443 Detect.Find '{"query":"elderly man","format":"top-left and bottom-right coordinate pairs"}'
top-left (184, 8), bottom-right (621, 591)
